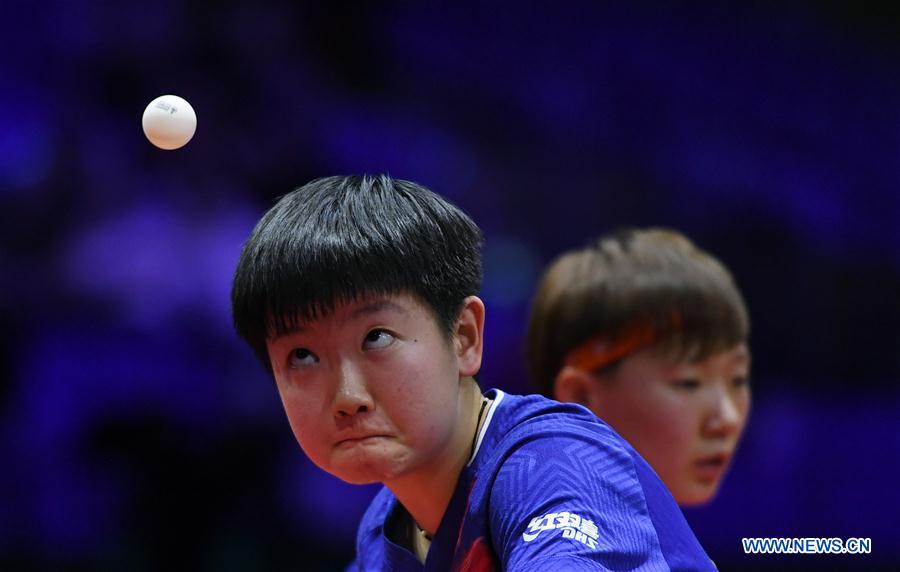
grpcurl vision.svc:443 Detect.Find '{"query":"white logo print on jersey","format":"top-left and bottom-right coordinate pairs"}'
top-left (522, 511), bottom-right (599, 549)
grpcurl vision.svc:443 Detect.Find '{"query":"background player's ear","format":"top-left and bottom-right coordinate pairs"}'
top-left (553, 366), bottom-right (597, 406)
top-left (454, 296), bottom-right (485, 377)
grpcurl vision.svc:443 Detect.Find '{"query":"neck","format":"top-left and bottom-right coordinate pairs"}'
top-left (386, 378), bottom-right (485, 536)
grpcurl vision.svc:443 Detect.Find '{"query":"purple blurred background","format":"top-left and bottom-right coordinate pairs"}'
top-left (2, 2), bottom-right (899, 570)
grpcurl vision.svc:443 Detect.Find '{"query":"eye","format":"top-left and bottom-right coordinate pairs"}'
top-left (288, 347), bottom-right (318, 368)
top-left (732, 376), bottom-right (750, 389)
top-left (673, 378), bottom-right (701, 391)
top-left (363, 328), bottom-right (396, 351)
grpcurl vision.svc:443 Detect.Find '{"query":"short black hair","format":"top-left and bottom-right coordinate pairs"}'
top-left (232, 175), bottom-right (483, 370)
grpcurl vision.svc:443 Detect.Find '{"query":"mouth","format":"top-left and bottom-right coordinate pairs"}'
top-left (693, 453), bottom-right (730, 483)
top-left (335, 434), bottom-right (389, 448)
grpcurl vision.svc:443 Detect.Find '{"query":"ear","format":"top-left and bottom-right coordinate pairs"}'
top-left (553, 366), bottom-right (598, 407)
top-left (454, 295), bottom-right (485, 377)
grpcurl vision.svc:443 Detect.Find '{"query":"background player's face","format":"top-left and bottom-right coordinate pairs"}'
top-left (591, 343), bottom-right (751, 505)
top-left (266, 293), bottom-right (470, 485)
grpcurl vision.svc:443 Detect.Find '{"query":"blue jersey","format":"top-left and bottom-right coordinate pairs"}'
top-left (349, 390), bottom-right (715, 571)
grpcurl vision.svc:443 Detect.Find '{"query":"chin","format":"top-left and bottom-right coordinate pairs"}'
top-left (325, 462), bottom-right (389, 484)
top-left (678, 495), bottom-right (713, 507)
top-left (335, 472), bottom-right (383, 485)
top-left (331, 457), bottom-right (409, 485)
top-left (305, 455), bottom-right (385, 485)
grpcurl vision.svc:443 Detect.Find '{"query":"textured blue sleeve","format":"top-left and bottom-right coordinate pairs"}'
top-left (489, 422), bottom-right (675, 571)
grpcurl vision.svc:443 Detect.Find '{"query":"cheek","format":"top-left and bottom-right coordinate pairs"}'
top-left (613, 390), bottom-right (704, 465)
top-left (631, 397), bottom-right (705, 484)
top-left (741, 387), bottom-right (753, 415)
top-left (620, 387), bottom-right (693, 434)
top-left (278, 388), bottom-right (326, 453)
top-left (734, 389), bottom-right (753, 432)
top-left (597, 390), bottom-right (670, 445)
top-left (377, 348), bottom-right (458, 437)
top-left (282, 401), bottom-right (309, 436)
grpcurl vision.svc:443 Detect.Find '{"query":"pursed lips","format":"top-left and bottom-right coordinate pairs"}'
top-left (335, 433), bottom-right (391, 447)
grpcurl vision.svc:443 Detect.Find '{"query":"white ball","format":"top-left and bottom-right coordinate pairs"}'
top-left (142, 94), bottom-right (197, 150)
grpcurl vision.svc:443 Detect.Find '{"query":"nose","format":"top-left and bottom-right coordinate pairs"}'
top-left (332, 361), bottom-right (374, 418)
top-left (702, 386), bottom-right (742, 438)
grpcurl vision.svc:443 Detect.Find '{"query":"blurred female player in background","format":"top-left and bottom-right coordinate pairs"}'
top-left (527, 228), bottom-right (751, 505)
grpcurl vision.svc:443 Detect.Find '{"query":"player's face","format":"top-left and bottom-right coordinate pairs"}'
top-left (266, 293), bottom-right (468, 485)
top-left (592, 344), bottom-right (751, 505)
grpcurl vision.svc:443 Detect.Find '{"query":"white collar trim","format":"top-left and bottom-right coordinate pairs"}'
top-left (467, 390), bottom-right (505, 466)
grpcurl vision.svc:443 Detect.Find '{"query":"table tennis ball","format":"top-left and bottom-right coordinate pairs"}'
top-left (142, 95), bottom-right (197, 150)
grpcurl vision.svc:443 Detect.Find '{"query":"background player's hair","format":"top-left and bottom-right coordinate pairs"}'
top-left (527, 228), bottom-right (749, 396)
top-left (232, 174), bottom-right (483, 370)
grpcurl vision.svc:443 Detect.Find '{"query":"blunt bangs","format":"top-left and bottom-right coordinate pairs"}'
top-left (231, 175), bottom-right (482, 369)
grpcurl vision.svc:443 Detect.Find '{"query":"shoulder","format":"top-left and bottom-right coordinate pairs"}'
top-left (484, 390), bottom-right (601, 430)
top-left (479, 391), bottom-right (714, 571)
top-left (485, 390), bottom-right (636, 467)
top-left (481, 391), bottom-right (647, 523)
top-left (489, 394), bottom-right (642, 506)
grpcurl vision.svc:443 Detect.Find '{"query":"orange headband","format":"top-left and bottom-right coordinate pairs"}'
top-left (564, 312), bottom-right (683, 373)
top-left (563, 326), bottom-right (659, 373)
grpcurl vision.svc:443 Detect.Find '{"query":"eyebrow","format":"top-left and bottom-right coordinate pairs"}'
top-left (272, 299), bottom-right (408, 338)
